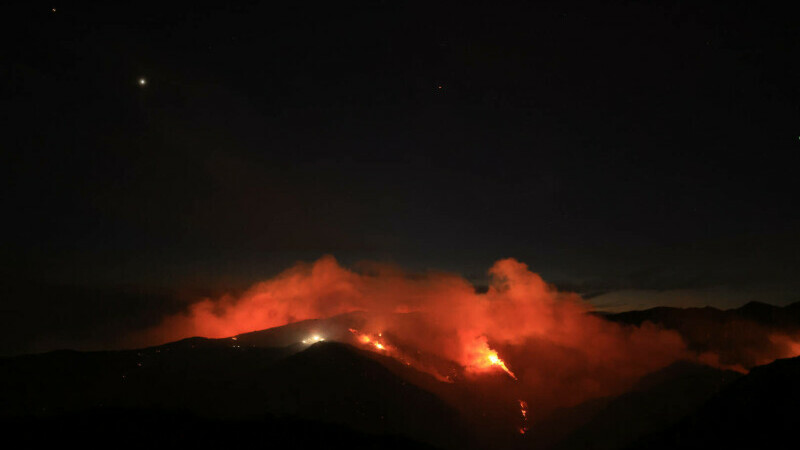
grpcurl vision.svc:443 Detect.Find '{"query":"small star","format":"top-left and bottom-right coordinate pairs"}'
top-left (52, 8), bottom-right (56, 12)
top-left (138, 78), bottom-right (147, 86)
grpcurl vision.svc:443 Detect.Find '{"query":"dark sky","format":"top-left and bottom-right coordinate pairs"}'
top-left (2, 1), bottom-right (799, 354)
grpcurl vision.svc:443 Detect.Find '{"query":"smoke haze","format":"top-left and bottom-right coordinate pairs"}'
top-left (143, 256), bottom-right (714, 412)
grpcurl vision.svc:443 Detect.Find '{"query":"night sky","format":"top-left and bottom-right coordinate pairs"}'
top-left (3, 1), bottom-right (799, 355)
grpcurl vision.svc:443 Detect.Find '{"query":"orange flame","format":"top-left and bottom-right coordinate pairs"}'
top-left (518, 399), bottom-right (529, 434)
top-left (488, 352), bottom-right (517, 380)
top-left (466, 336), bottom-right (517, 380)
top-left (349, 328), bottom-right (390, 353)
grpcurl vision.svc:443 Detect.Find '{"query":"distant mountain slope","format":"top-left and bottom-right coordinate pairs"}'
top-left (606, 301), bottom-right (800, 330)
top-left (603, 301), bottom-right (800, 368)
top-left (230, 311), bottom-right (369, 348)
top-left (629, 355), bottom-right (800, 450)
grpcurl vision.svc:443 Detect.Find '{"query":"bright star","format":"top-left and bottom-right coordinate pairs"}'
top-left (138, 78), bottom-right (147, 86)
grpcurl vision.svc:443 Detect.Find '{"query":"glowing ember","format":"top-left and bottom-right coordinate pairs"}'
top-left (518, 399), bottom-right (529, 435)
top-left (347, 328), bottom-right (454, 382)
top-left (349, 328), bottom-right (389, 351)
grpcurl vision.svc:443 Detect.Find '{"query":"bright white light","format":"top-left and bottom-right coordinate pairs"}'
top-left (303, 335), bottom-right (325, 344)
top-left (138, 78), bottom-right (147, 86)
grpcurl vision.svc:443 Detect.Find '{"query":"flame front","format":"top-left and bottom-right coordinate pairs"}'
top-left (466, 336), bottom-right (517, 380)
top-left (349, 328), bottom-right (391, 353)
top-left (350, 329), bottom-right (518, 380)
top-left (487, 352), bottom-right (517, 380)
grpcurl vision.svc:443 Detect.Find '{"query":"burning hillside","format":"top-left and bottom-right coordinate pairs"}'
top-left (143, 256), bottom-right (800, 416)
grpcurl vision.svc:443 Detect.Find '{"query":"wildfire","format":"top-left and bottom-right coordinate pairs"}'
top-left (347, 328), bottom-right (458, 383)
top-left (488, 352), bottom-right (517, 379)
top-left (467, 338), bottom-right (518, 380)
top-left (518, 399), bottom-right (529, 435)
top-left (349, 328), bottom-right (389, 352)
top-left (152, 256), bottom-right (735, 414)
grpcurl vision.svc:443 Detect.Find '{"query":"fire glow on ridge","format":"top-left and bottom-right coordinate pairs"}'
top-left (302, 335), bottom-right (325, 344)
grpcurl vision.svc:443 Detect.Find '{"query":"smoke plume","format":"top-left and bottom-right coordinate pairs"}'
top-left (143, 256), bottom-right (797, 413)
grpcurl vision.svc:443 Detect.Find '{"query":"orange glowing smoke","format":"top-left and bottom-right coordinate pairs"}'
top-left (144, 256), bottom-right (734, 413)
top-left (767, 333), bottom-right (800, 362)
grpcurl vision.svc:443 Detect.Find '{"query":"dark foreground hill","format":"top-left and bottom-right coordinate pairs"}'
top-left (629, 355), bottom-right (800, 450)
top-left (545, 362), bottom-right (741, 450)
top-left (3, 408), bottom-right (438, 450)
top-left (0, 339), bottom-right (467, 449)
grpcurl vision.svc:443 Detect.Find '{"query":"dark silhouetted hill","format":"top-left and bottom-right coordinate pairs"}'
top-left (629, 355), bottom-right (800, 450)
top-left (2, 408), bottom-right (439, 450)
top-left (551, 361), bottom-right (740, 450)
top-left (0, 340), bottom-right (467, 449)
